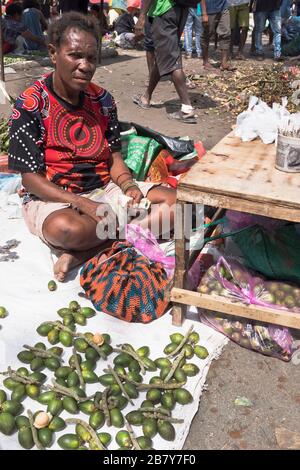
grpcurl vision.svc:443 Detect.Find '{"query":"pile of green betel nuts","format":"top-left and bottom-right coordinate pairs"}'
top-left (0, 300), bottom-right (209, 450)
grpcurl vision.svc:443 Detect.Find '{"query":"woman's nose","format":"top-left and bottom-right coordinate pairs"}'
top-left (79, 59), bottom-right (94, 71)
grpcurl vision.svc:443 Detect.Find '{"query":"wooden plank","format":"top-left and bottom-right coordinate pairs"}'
top-left (176, 189), bottom-right (300, 223)
top-left (172, 201), bottom-right (188, 326)
top-left (178, 132), bottom-right (300, 211)
top-left (171, 288), bottom-right (300, 329)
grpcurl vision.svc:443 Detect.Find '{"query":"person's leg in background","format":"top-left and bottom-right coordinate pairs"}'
top-left (250, 25), bottom-right (255, 53)
top-left (236, 3), bottom-right (249, 59)
top-left (216, 9), bottom-right (232, 70)
top-left (193, 7), bottom-right (202, 58)
top-left (133, 6), bottom-right (196, 122)
top-left (268, 9), bottom-right (282, 60)
top-left (144, 17), bottom-right (156, 77)
top-left (184, 8), bottom-right (194, 58)
top-left (201, 13), bottom-right (216, 69)
top-left (229, 5), bottom-right (238, 56)
top-left (254, 11), bottom-right (267, 59)
top-left (170, 7), bottom-right (196, 115)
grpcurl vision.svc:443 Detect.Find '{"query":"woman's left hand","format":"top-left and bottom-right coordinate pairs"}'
top-left (125, 186), bottom-right (143, 206)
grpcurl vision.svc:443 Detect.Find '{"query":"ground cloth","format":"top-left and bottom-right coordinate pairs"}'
top-left (0, 201), bottom-right (227, 450)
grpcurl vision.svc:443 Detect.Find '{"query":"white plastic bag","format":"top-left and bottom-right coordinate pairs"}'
top-left (235, 96), bottom-right (290, 144)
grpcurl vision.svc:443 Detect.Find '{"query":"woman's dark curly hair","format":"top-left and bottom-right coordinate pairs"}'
top-left (48, 12), bottom-right (100, 48)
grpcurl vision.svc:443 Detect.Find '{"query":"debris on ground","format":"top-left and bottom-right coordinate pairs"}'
top-left (189, 63), bottom-right (300, 115)
top-left (234, 396), bottom-right (253, 407)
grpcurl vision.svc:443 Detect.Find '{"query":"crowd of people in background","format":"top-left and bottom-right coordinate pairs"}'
top-left (1, 1), bottom-right (300, 124)
top-left (2, 1), bottom-right (300, 60)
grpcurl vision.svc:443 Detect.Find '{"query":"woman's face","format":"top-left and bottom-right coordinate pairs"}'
top-left (49, 28), bottom-right (98, 93)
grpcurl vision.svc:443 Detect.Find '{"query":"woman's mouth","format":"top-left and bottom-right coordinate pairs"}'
top-left (73, 76), bottom-right (91, 82)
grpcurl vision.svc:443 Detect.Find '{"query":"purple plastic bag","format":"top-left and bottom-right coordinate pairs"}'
top-left (125, 224), bottom-right (175, 278)
top-left (226, 210), bottom-right (282, 232)
top-left (198, 257), bottom-right (299, 361)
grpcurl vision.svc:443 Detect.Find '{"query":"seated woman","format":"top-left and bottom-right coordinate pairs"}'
top-left (8, 12), bottom-right (176, 282)
top-left (114, 4), bottom-right (140, 49)
top-left (22, 0), bottom-right (48, 51)
top-left (2, 2), bottom-right (46, 54)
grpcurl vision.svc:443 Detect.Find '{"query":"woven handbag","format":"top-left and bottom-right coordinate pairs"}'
top-left (80, 241), bottom-right (171, 323)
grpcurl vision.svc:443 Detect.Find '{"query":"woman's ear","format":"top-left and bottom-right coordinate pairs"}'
top-left (48, 43), bottom-right (57, 65)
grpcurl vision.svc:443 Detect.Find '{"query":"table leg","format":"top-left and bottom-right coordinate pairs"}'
top-left (172, 201), bottom-right (188, 326)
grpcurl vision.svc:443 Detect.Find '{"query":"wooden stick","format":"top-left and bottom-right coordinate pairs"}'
top-left (106, 366), bottom-right (134, 405)
top-left (164, 350), bottom-right (186, 383)
top-left (166, 326), bottom-right (194, 358)
top-left (66, 418), bottom-right (105, 450)
top-left (23, 345), bottom-right (61, 361)
top-left (113, 346), bottom-right (146, 374)
top-left (125, 420), bottom-right (141, 451)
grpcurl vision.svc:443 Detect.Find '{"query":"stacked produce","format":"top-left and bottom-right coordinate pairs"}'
top-left (198, 258), bottom-right (297, 361)
top-left (0, 301), bottom-right (207, 449)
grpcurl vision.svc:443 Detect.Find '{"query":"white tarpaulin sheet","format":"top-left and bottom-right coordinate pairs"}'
top-left (0, 201), bottom-right (227, 450)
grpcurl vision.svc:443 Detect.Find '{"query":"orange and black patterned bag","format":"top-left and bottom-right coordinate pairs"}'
top-left (80, 241), bottom-right (171, 323)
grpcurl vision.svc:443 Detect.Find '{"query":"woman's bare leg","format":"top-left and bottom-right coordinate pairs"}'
top-left (130, 187), bottom-right (176, 238)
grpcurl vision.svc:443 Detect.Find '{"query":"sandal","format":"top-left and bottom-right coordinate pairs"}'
top-left (167, 111), bottom-right (197, 124)
top-left (132, 94), bottom-right (151, 109)
top-left (150, 99), bottom-right (164, 107)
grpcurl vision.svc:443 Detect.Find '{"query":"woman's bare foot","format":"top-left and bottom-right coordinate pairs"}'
top-left (54, 252), bottom-right (80, 282)
top-left (53, 243), bottom-right (110, 282)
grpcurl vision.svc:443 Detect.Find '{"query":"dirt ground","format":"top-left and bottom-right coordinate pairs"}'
top-left (1, 47), bottom-right (300, 451)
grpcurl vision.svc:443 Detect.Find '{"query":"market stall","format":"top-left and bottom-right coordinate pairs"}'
top-left (171, 132), bottom-right (300, 331)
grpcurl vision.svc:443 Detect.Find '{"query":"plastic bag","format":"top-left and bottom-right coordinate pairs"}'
top-left (232, 223), bottom-right (300, 284)
top-left (121, 134), bottom-right (162, 180)
top-left (120, 121), bottom-right (195, 158)
top-left (226, 210), bottom-right (283, 232)
top-left (0, 173), bottom-right (21, 194)
top-left (198, 257), bottom-right (299, 360)
top-left (235, 96), bottom-right (290, 144)
top-left (125, 224), bottom-right (175, 278)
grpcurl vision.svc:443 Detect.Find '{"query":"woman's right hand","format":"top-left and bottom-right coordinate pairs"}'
top-left (74, 197), bottom-right (108, 224)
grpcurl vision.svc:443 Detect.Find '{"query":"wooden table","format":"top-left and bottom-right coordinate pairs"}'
top-left (171, 132), bottom-right (300, 329)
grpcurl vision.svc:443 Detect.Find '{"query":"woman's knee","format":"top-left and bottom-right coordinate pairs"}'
top-left (147, 186), bottom-right (176, 206)
top-left (43, 212), bottom-right (87, 249)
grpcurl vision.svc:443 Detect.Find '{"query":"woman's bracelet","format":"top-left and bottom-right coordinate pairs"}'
top-left (116, 171), bottom-right (132, 185)
top-left (120, 180), bottom-right (139, 194)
